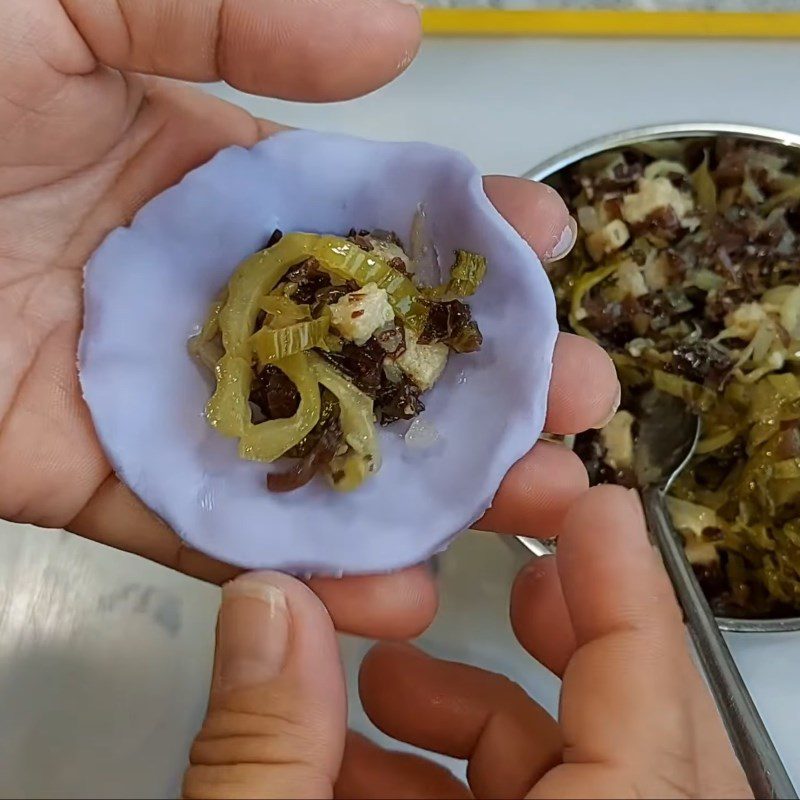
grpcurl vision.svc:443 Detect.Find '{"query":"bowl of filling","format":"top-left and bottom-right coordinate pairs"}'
top-left (521, 123), bottom-right (800, 632)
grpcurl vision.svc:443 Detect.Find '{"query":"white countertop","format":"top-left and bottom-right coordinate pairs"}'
top-left (1, 36), bottom-right (799, 798)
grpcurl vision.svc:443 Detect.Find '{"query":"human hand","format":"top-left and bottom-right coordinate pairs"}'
top-left (343, 486), bottom-right (751, 800)
top-left (1, 0), bottom-right (617, 639)
top-left (184, 487), bottom-right (750, 799)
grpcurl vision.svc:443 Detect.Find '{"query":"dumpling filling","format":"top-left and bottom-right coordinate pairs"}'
top-left (189, 227), bottom-right (485, 493)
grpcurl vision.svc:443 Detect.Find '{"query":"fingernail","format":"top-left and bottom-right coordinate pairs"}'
top-left (392, 0), bottom-right (424, 10)
top-left (217, 574), bottom-right (289, 689)
top-left (544, 216), bottom-right (578, 263)
top-left (592, 381), bottom-right (621, 430)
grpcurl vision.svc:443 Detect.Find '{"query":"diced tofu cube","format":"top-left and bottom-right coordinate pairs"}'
top-left (643, 252), bottom-right (671, 292)
top-left (684, 539), bottom-right (720, 567)
top-left (577, 205), bottom-right (601, 234)
top-left (666, 496), bottom-right (720, 539)
top-left (669, 495), bottom-right (722, 567)
top-left (612, 260), bottom-right (648, 300)
top-left (621, 177), bottom-right (696, 228)
top-left (586, 220), bottom-right (630, 262)
top-left (599, 410), bottom-right (635, 471)
top-left (724, 302), bottom-right (767, 341)
top-left (329, 283), bottom-right (395, 346)
top-left (625, 337), bottom-right (654, 358)
top-left (396, 331), bottom-right (449, 391)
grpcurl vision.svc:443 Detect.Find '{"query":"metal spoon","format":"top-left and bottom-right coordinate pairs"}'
top-left (636, 389), bottom-right (796, 800)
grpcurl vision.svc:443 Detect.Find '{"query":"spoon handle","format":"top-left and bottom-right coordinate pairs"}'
top-left (642, 487), bottom-right (797, 800)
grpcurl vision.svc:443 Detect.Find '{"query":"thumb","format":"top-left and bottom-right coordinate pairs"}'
top-left (60, 0), bottom-right (422, 102)
top-left (184, 571), bottom-right (346, 800)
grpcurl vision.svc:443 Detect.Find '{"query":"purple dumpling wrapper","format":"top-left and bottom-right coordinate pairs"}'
top-left (79, 130), bottom-right (558, 575)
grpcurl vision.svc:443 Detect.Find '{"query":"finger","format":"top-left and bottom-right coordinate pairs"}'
top-left (68, 476), bottom-right (437, 638)
top-left (510, 556), bottom-right (576, 677)
top-left (68, 474), bottom-right (241, 583)
top-left (60, 0), bottom-right (422, 101)
top-left (476, 441), bottom-right (588, 540)
top-left (481, 178), bottom-right (619, 433)
top-left (542, 486), bottom-right (748, 797)
top-left (554, 486), bottom-right (694, 766)
top-left (307, 564), bottom-right (437, 640)
top-left (335, 732), bottom-right (470, 800)
top-left (557, 485), bottom-right (681, 647)
top-left (483, 175), bottom-right (573, 262)
top-left (545, 334), bottom-right (620, 435)
top-left (360, 642), bottom-right (562, 799)
top-left (185, 571), bottom-right (346, 799)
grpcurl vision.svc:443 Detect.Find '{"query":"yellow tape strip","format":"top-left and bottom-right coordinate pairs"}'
top-left (422, 9), bottom-right (800, 38)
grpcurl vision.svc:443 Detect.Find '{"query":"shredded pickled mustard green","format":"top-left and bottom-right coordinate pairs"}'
top-left (423, 250), bottom-right (488, 300)
top-left (206, 354), bottom-right (253, 437)
top-left (203, 234), bottom-right (386, 489)
top-left (251, 317), bottom-right (330, 365)
top-left (200, 289), bottom-right (228, 342)
top-left (260, 295), bottom-right (312, 328)
top-left (569, 264), bottom-right (618, 339)
top-left (198, 228), bottom-right (484, 494)
top-left (308, 352), bottom-right (380, 469)
top-left (217, 243), bottom-right (305, 358)
top-left (447, 250), bottom-right (487, 297)
top-left (691, 151), bottom-right (718, 215)
top-left (652, 369), bottom-right (717, 413)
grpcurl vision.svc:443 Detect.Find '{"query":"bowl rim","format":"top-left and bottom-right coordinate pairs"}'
top-left (519, 120), bottom-right (800, 634)
top-left (524, 121), bottom-right (800, 183)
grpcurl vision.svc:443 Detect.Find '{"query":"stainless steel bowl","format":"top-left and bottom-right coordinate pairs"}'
top-left (518, 122), bottom-right (800, 634)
